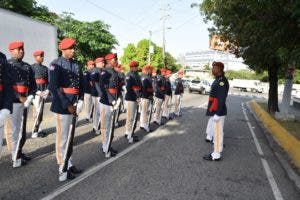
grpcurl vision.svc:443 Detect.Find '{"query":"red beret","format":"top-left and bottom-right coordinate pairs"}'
top-left (87, 60), bottom-right (95, 66)
top-left (166, 69), bottom-right (172, 75)
top-left (160, 68), bottom-right (167, 75)
top-left (129, 60), bottom-right (139, 67)
top-left (143, 65), bottom-right (153, 71)
top-left (212, 61), bottom-right (224, 70)
top-left (8, 41), bottom-right (24, 50)
top-left (105, 53), bottom-right (116, 60)
top-left (33, 50), bottom-right (44, 56)
top-left (59, 38), bottom-right (76, 50)
top-left (95, 57), bottom-right (104, 63)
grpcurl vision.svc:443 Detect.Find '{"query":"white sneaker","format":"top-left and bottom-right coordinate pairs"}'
top-left (31, 132), bottom-right (38, 139)
top-left (59, 172), bottom-right (67, 182)
top-left (105, 152), bottom-right (111, 158)
top-left (13, 159), bottom-right (22, 168)
top-left (128, 137), bottom-right (133, 143)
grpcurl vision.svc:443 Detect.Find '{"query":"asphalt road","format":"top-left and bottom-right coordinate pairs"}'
top-left (0, 91), bottom-right (299, 200)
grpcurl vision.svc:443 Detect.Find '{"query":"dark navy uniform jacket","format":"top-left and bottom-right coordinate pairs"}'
top-left (154, 75), bottom-right (165, 100)
top-left (7, 58), bottom-right (36, 103)
top-left (31, 63), bottom-right (48, 91)
top-left (83, 70), bottom-right (92, 94)
top-left (48, 57), bottom-right (84, 114)
top-left (206, 75), bottom-right (229, 116)
top-left (118, 72), bottom-right (125, 94)
top-left (88, 68), bottom-right (99, 97)
top-left (0, 52), bottom-right (13, 112)
top-left (164, 77), bottom-right (172, 96)
top-left (99, 66), bottom-right (119, 106)
top-left (174, 78), bottom-right (184, 95)
top-left (125, 71), bottom-right (141, 101)
top-left (141, 74), bottom-right (153, 99)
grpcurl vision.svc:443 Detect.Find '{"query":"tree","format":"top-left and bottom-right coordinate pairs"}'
top-left (198, 0), bottom-right (300, 113)
top-left (120, 39), bottom-right (178, 73)
top-left (55, 13), bottom-right (118, 66)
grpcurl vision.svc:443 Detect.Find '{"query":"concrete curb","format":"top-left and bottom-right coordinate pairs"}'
top-left (249, 100), bottom-right (300, 170)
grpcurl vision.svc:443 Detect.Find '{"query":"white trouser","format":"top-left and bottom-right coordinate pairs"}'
top-left (32, 94), bottom-right (43, 133)
top-left (55, 113), bottom-right (73, 173)
top-left (206, 116), bottom-right (225, 159)
top-left (100, 103), bottom-right (113, 153)
top-left (154, 97), bottom-right (164, 124)
top-left (84, 93), bottom-right (93, 120)
top-left (0, 121), bottom-right (4, 159)
top-left (125, 101), bottom-right (137, 139)
top-left (5, 103), bottom-right (25, 161)
top-left (92, 96), bottom-right (100, 129)
top-left (140, 98), bottom-right (151, 131)
top-left (174, 94), bottom-right (182, 116)
top-left (162, 95), bottom-right (172, 119)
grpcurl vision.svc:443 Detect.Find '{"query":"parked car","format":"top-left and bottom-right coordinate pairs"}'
top-left (188, 79), bottom-right (211, 94)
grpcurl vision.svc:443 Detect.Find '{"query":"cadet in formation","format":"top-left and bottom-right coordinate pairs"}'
top-left (139, 65), bottom-right (154, 133)
top-left (203, 61), bottom-right (229, 161)
top-left (48, 38), bottom-right (84, 181)
top-left (31, 50), bottom-right (49, 138)
top-left (173, 70), bottom-right (184, 117)
top-left (124, 61), bottom-right (142, 143)
top-left (5, 41), bottom-right (36, 168)
top-left (83, 60), bottom-right (95, 122)
top-left (99, 53), bottom-right (119, 158)
top-left (0, 51), bottom-right (13, 159)
top-left (153, 68), bottom-right (166, 126)
top-left (162, 69), bottom-right (173, 120)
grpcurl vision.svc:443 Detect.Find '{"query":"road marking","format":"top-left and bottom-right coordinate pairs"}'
top-left (242, 103), bottom-right (284, 200)
top-left (198, 102), bottom-right (207, 108)
top-left (40, 129), bottom-right (160, 200)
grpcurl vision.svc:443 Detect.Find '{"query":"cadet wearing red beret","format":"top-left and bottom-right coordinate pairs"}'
top-left (32, 50), bottom-right (44, 57)
top-left (87, 60), bottom-right (95, 66)
top-left (59, 38), bottom-right (76, 50)
top-left (8, 41), bottom-right (24, 51)
top-left (129, 60), bottom-right (139, 68)
top-left (105, 53), bottom-right (116, 60)
top-left (95, 57), bottom-right (104, 63)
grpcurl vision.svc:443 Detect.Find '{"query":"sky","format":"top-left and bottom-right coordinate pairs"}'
top-left (36, 0), bottom-right (210, 58)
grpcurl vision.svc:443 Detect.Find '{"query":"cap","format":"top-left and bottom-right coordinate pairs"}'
top-left (8, 41), bottom-right (24, 50)
top-left (105, 53), bottom-right (116, 60)
top-left (59, 38), bottom-right (76, 50)
top-left (33, 50), bottom-right (44, 56)
top-left (95, 57), bottom-right (104, 63)
top-left (129, 60), bottom-right (139, 67)
top-left (87, 60), bottom-right (95, 66)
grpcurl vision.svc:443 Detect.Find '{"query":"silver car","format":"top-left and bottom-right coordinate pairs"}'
top-left (188, 80), bottom-right (211, 94)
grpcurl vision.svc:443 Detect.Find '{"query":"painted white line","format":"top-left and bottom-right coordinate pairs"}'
top-left (198, 102), bottom-right (208, 108)
top-left (242, 103), bottom-right (284, 200)
top-left (40, 130), bottom-right (158, 200)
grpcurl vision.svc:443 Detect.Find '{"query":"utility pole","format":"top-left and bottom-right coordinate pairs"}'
top-left (162, 0), bottom-right (166, 67)
top-left (148, 30), bottom-right (152, 65)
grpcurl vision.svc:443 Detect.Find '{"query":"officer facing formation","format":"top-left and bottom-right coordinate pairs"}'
top-left (139, 65), bottom-right (154, 133)
top-left (83, 60), bottom-right (95, 122)
top-left (0, 51), bottom-right (13, 159)
top-left (162, 69), bottom-right (173, 120)
top-left (48, 38), bottom-right (84, 181)
top-left (203, 61), bottom-right (229, 161)
top-left (174, 70), bottom-right (184, 117)
top-left (5, 41), bottom-right (36, 168)
top-left (124, 61), bottom-right (142, 143)
top-left (99, 53), bottom-right (119, 158)
top-left (31, 50), bottom-right (49, 138)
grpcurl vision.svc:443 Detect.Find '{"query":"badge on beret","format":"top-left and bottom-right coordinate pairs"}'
top-left (219, 81), bottom-right (224, 86)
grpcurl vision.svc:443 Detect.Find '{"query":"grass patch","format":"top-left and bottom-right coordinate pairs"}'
top-left (257, 102), bottom-right (300, 140)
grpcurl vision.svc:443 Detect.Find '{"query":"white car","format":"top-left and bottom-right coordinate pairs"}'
top-left (188, 80), bottom-right (211, 94)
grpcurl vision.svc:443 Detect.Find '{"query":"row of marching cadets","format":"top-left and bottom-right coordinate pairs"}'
top-left (0, 37), bottom-right (185, 182)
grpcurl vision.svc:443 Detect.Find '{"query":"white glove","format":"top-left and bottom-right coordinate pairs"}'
top-left (213, 114), bottom-right (220, 122)
top-left (24, 95), bottom-right (34, 108)
top-left (42, 89), bottom-right (50, 99)
top-left (0, 109), bottom-right (10, 126)
top-left (76, 100), bottom-right (83, 114)
top-left (36, 90), bottom-right (42, 96)
top-left (112, 98), bottom-right (121, 110)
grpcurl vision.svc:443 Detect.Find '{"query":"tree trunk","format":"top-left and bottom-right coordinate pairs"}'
top-left (268, 63), bottom-right (279, 113)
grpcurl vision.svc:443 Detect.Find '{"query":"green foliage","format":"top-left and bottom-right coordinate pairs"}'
top-left (120, 39), bottom-right (178, 73)
top-left (0, 2), bottom-right (118, 67)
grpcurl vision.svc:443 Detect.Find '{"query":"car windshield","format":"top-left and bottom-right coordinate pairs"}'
top-left (191, 80), bottom-right (200, 83)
